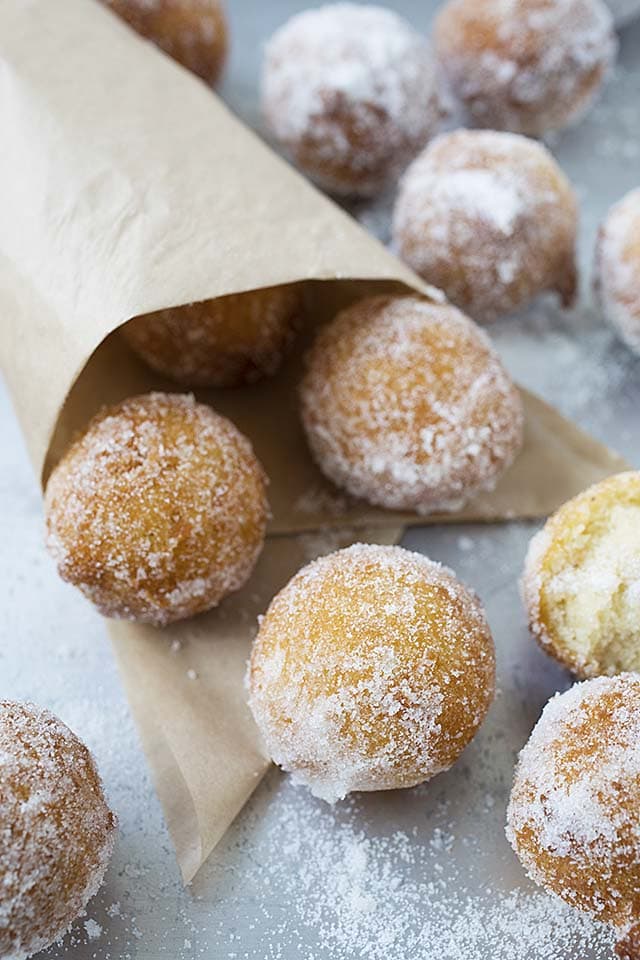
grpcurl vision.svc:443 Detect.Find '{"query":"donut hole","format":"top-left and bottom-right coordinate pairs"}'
top-left (596, 188), bottom-right (640, 355)
top-left (0, 701), bottom-right (116, 960)
top-left (550, 504), bottom-right (640, 674)
top-left (526, 474), bottom-right (640, 678)
top-left (45, 392), bottom-right (268, 625)
top-left (434, 0), bottom-right (616, 137)
top-left (121, 285), bottom-right (303, 388)
top-left (392, 130), bottom-right (578, 321)
top-left (300, 294), bottom-right (524, 512)
top-left (248, 543), bottom-right (495, 802)
top-left (262, 4), bottom-right (440, 197)
top-left (507, 675), bottom-right (640, 941)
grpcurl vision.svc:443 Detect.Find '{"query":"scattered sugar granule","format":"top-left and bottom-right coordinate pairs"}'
top-left (84, 919), bottom-right (102, 941)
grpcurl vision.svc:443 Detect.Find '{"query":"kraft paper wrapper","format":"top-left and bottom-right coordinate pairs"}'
top-left (0, 0), bottom-right (629, 883)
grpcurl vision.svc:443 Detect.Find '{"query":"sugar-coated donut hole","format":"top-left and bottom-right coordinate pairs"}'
top-left (0, 701), bottom-right (116, 960)
top-left (261, 3), bottom-right (440, 197)
top-left (523, 471), bottom-right (640, 679)
top-left (506, 675), bottom-right (640, 955)
top-left (434, 0), bottom-right (616, 137)
top-left (45, 392), bottom-right (268, 626)
top-left (103, 0), bottom-right (228, 85)
top-left (392, 130), bottom-right (578, 322)
top-left (595, 188), bottom-right (640, 355)
top-left (121, 285), bottom-right (303, 388)
top-left (300, 294), bottom-right (524, 513)
top-left (248, 543), bottom-right (496, 802)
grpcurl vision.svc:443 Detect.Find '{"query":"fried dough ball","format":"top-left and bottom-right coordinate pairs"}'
top-left (434, 0), bottom-right (616, 137)
top-left (299, 295), bottom-right (524, 513)
top-left (506, 675), bottom-right (640, 958)
top-left (45, 393), bottom-right (268, 626)
top-left (103, 0), bottom-right (228, 85)
top-left (523, 472), bottom-right (640, 679)
top-left (392, 130), bottom-right (578, 322)
top-left (248, 543), bottom-right (495, 802)
top-left (261, 3), bottom-right (440, 197)
top-left (0, 701), bottom-right (116, 960)
top-left (595, 188), bottom-right (640, 355)
top-left (121, 285), bottom-right (303, 388)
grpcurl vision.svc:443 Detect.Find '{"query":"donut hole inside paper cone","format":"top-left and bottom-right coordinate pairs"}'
top-left (43, 278), bottom-right (629, 537)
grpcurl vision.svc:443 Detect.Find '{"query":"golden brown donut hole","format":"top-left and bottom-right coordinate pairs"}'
top-left (300, 294), bottom-right (524, 512)
top-left (434, 0), bottom-right (616, 137)
top-left (523, 471), bottom-right (640, 679)
top-left (45, 392), bottom-right (268, 625)
top-left (507, 675), bottom-right (640, 956)
top-left (0, 700), bottom-right (116, 960)
top-left (261, 4), bottom-right (440, 197)
top-left (595, 188), bottom-right (640, 355)
top-left (248, 543), bottom-right (496, 802)
top-left (120, 285), bottom-right (303, 388)
top-left (392, 130), bottom-right (578, 322)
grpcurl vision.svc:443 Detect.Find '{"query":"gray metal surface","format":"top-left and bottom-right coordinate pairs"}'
top-left (1, 2), bottom-right (639, 957)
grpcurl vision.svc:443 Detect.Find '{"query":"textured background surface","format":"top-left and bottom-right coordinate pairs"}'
top-left (1, 2), bottom-right (639, 957)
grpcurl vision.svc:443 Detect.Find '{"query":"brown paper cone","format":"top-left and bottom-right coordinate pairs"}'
top-left (0, 0), bottom-right (629, 882)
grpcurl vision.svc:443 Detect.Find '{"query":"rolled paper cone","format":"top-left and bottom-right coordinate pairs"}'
top-left (0, 0), bottom-right (629, 882)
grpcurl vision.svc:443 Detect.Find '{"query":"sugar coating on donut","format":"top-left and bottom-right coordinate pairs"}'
top-left (300, 295), bottom-right (524, 513)
top-left (0, 701), bottom-right (116, 960)
top-left (596, 188), bottom-right (640, 355)
top-left (434, 0), bottom-right (616, 136)
top-left (392, 130), bottom-right (578, 322)
top-left (506, 674), bottom-right (640, 939)
top-left (262, 3), bottom-right (440, 197)
top-left (103, 0), bottom-right (228, 85)
top-left (248, 543), bottom-right (495, 802)
top-left (121, 285), bottom-right (303, 387)
top-left (523, 471), bottom-right (640, 679)
top-left (45, 392), bottom-right (268, 626)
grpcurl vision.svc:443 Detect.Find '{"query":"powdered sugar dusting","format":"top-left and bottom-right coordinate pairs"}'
top-left (507, 675), bottom-right (640, 932)
top-left (435, 0), bottom-right (617, 136)
top-left (595, 187), bottom-right (640, 354)
top-left (248, 543), bottom-right (495, 803)
top-left (435, 167), bottom-right (523, 233)
top-left (300, 295), bottom-right (524, 512)
top-left (262, 3), bottom-right (440, 195)
top-left (215, 777), bottom-right (615, 960)
top-left (45, 392), bottom-right (268, 626)
top-left (0, 701), bottom-right (116, 960)
top-left (393, 131), bottom-right (578, 322)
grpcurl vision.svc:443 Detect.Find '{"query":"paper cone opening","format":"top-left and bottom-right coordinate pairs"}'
top-left (45, 277), bottom-right (630, 535)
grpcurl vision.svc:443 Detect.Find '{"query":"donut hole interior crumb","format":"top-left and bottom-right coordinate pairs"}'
top-left (540, 500), bottom-right (640, 675)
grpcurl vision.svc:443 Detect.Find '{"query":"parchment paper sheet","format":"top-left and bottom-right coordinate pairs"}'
top-left (0, 0), bottom-right (628, 883)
